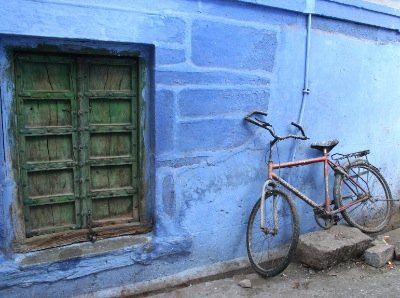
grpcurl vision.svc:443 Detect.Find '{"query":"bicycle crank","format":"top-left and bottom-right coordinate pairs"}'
top-left (313, 208), bottom-right (335, 229)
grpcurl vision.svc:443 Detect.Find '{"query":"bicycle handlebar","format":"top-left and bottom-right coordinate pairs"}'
top-left (244, 111), bottom-right (271, 128)
top-left (244, 111), bottom-right (309, 141)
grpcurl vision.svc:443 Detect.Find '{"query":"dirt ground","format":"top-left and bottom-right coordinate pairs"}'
top-left (141, 258), bottom-right (400, 298)
top-left (135, 214), bottom-right (400, 298)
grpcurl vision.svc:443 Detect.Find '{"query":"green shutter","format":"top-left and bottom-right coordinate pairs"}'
top-left (83, 57), bottom-right (140, 227)
top-left (15, 53), bottom-right (141, 238)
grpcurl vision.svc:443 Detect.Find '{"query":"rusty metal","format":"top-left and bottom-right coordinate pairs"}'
top-left (271, 156), bottom-right (326, 170)
top-left (271, 173), bottom-right (321, 209)
top-left (269, 149), bottom-right (373, 218)
top-left (245, 111), bottom-right (381, 228)
top-left (323, 149), bottom-right (330, 211)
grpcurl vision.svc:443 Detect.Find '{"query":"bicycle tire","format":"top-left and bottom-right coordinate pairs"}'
top-left (334, 159), bottom-right (392, 233)
top-left (246, 189), bottom-right (299, 277)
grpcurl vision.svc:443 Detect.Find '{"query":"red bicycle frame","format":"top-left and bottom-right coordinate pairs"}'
top-left (267, 148), bottom-right (369, 215)
top-left (260, 147), bottom-right (371, 230)
top-left (243, 111), bottom-right (371, 230)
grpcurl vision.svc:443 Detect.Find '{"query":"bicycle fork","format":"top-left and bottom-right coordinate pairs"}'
top-left (260, 180), bottom-right (279, 235)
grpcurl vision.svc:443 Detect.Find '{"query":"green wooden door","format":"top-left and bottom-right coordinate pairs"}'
top-left (15, 53), bottom-right (141, 239)
top-left (83, 57), bottom-right (140, 228)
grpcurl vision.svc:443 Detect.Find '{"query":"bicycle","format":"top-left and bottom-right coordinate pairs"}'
top-left (244, 111), bottom-right (393, 278)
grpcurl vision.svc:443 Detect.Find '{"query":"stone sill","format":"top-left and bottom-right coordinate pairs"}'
top-left (0, 233), bottom-right (192, 290)
top-left (16, 234), bottom-right (150, 267)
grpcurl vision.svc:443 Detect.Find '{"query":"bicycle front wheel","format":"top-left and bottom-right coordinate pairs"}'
top-left (246, 189), bottom-right (299, 277)
top-left (334, 159), bottom-right (392, 233)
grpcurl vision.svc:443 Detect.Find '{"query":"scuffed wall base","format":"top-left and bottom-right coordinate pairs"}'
top-left (81, 256), bottom-right (251, 298)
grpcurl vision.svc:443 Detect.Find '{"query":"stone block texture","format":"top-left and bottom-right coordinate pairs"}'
top-left (178, 89), bottom-right (269, 117)
top-left (156, 70), bottom-right (270, 86)
top-left (296, 225), bottom-right (372, 269)
top-left (192, 20), bottom-right (277, 71)
top-left (177, 119), bottom-right (250, 152)
top-left (364, 244), bottom-right (394, 268)
top-left (155, 90), bottom-right (175, 154)
top-left (156, 48), bottom-right (186, 65)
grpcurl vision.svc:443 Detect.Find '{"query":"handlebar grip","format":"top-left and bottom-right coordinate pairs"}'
top-left (252, 111), bottom-right (268, 116)
top-left (245, 111), bottom-right (268, 119)
top-left (291, 122), bottom-right (308, 139)
top-left (290, 122), bottom-right (301, 129)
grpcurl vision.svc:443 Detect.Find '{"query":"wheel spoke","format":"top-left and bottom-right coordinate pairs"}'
top-left (335, 160), bottom-right (392, 233)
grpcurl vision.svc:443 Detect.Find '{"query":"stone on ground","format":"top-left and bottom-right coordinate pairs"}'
top-left (364, 244), bottom-right (394, 267)
top-left (374, 228), bottom-right (400, 261)
top-left (394, 241), bottom-right (400, 260)
top-left (238, 279), bottom-right (252, 288)
top-left (296, 225), bottom-right (372, 269)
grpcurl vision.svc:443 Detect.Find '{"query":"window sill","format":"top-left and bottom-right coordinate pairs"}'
top-left (16, 233), bottom-right (151, 267)
top-left (13, 223), bottom-right (152, 253)
top-left (0, 233), bottom-right (192, 290)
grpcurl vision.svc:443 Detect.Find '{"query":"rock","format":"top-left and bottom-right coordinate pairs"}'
top-left (371, 239), bottom-right (387, 246)
top-left (238, 279), bottom-right (252, 288)
top-left (364, 244), bottom-right (394, 267)
top-left (394, 241), bottom-right (400, 260)
top-left (296, 225), bottom-right (372, 269)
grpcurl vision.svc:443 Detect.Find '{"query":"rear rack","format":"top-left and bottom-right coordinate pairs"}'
top-left (331, 150), bottom-right (370, 163)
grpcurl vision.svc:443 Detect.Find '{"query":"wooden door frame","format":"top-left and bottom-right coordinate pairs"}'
top-left (7, 44), bottom-right (153, 252)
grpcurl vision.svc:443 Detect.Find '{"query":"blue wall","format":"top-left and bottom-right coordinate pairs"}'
top-left (1, 0), bottom-right (400, 296)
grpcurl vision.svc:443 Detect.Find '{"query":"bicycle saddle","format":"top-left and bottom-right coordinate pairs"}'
top-left (310, 139), bottom-right (339, 153)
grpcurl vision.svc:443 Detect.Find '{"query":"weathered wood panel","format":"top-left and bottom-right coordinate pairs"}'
top-left (23, 100), bottom-right (72, 127)
top-left (15, 53), bottom-right (142, 244)
top-left (89, 99), bottom-right (132, 125)
top-left (26, 135), bottom-right (73, 162)
top-left (28, 169), bottom-right (74, 197)
top-left (88, 64), bottom-right (133, 91)
top-left (90, 165), bottom-right (132, 190)
top-left (90, 133), bottom-right (131, 158)
top-left (20, 61), bottom-right (71, 91)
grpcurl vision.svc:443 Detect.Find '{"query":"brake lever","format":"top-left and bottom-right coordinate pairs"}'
top-left (245, 111), bottom-right (268, 119)
top-left (291, 122), bottom-right (309, 140)
top-left (255, 117), bottom-right (271, 127)
top-left (251, 111), bottom-right (268, 117)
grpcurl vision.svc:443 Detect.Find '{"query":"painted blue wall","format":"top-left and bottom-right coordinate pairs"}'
top-left (0, 0), bottom-right (400, 296)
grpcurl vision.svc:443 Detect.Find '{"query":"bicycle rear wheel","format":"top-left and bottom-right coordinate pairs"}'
top-left (334, 159), bottom-right (392, 233)
top-left (246, 189), bottom-right (299, 277)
